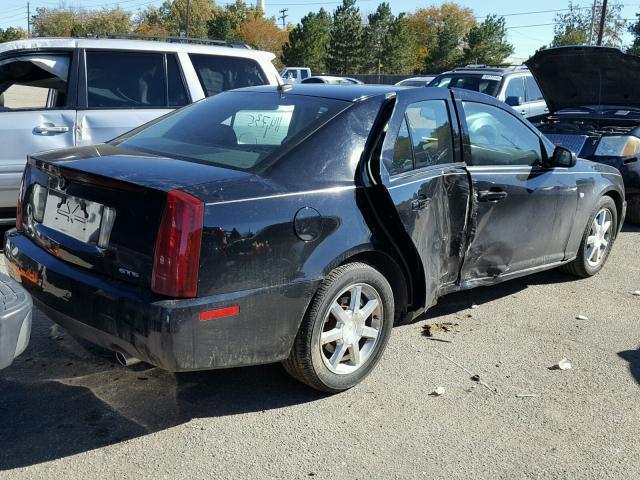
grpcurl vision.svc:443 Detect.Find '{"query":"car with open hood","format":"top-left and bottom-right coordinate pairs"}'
top-left (4, 84), bottom-right (625, 392)
top-left (527, 46), bottom-right (640, 224)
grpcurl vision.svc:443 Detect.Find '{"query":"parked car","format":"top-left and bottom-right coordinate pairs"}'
top-left (5, 84), bottom-right (625, 392)
top-left (0, 273), bottom-right (32, 370)
top-left (0, 37), bottom-right (281, 225)
top-left (429, 65), bottom-right (548, 118)
top-left (301, 75), bottom-right (363, 85)
top-left (395, 76), bottom-right (435, 87)
top-left (526, 46), bottom-right (640, 225)
top-left (281, 67), bottom-right (312, 83)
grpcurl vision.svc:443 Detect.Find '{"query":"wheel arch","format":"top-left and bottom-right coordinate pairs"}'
top-left (601, 188), bottom-right (624, 234)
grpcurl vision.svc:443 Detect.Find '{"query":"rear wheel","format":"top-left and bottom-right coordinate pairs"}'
top-left (283, 262), bottom-right (394, 393)
top-left (561, 196), bottom-right (617, 277)
top-left (626, 194), bottom-right (640, 225)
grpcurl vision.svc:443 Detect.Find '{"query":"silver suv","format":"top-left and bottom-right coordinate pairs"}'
top-left (0, 37), bottom-right (281, 223)
top-left (429, 65), bottom-right (548, 119)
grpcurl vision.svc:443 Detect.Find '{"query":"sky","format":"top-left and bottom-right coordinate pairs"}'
top-left (1, 0), bottom-right (639, 58)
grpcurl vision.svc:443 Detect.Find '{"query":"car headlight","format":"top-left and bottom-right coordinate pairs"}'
top-left (594, 135), bottom-right (640, 157)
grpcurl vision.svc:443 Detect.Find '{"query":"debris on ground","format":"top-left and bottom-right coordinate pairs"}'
top-left (633, 290), bottom-right (640, 296)
top-left (429, 386), bottom-right (446, 396)
top-left (576, 315), bottom-right (589, 321)
top-left (515, 394), bottom-right (538, 398)
top-left (550, 358), bottom-right (572, 370)
top-left (471, 304), bottom-right (479, 309)
top-left (423, 322), bottom-right (460, 337)
top-left (470, 374), bottom-right (481, 382)
top-left (432, 347), bottom-right (498, 395)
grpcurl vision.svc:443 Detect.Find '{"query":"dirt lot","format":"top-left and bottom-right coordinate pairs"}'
top-left (1, 225), bottom-right (639, 480)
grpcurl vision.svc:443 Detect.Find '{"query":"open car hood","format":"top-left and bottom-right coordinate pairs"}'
top-left (525, 46), bottom-right (640, 113)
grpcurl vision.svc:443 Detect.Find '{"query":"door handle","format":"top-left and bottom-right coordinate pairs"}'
top-left (34, 125), bottom-right (69, 134)
top-left (411, 194), bottom-right (430, 211)
top-left (478, 190), bottom-right (508, 202)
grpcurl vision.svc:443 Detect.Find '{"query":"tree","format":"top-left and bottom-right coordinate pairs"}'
top-left (238, 17), bottom-right (288, 69)
top-left (326, 0), bottom-right (364, 74)
top-left (629, 12), bottom-right (640, 55)
top-left (381, 14), bottom-right (417, 74)
top-left (208, 0), bottom-right (262, 42)
top-left (134, 6), bottom-right (171, 36)
top-left (552, 1), bottom-right (626, 47)
top-left (31, 6), bottom-right (132, 37)
top-left (281, 9), bottom-right (331, 72)
top-left (363, 3), bottom-right (395, 73)
top-left (0, 27), bottom-right (27, 43)
top-left (463, 15), bottom-right (513, 65)
top-left (408, 3), bottom-right (475, 72)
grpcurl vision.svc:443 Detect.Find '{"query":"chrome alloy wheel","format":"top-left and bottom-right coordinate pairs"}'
top-left (586, 208), bottom-right (613, 268)
top-left (319, 284), bottom-right (383, 375)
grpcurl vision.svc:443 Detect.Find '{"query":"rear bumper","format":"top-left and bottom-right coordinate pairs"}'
top-left (4, 231), bottom-right (318, 371)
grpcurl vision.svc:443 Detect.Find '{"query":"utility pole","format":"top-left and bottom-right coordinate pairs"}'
top-left (185, 0), bottom-right (190, 37)
top-left (27, 1), bottom-right (30, 38)
top-left (278, 8), bottom-right (288, 29)
top-left (588, 0), bottom-right (597, 45)
top-left (597, 0), bottom-right (608, 46)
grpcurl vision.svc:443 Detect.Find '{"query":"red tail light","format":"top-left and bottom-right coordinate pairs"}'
top-left (152, 189), bottom-right (204, 297)
top-left (16, 167), bottom-right (27, 232)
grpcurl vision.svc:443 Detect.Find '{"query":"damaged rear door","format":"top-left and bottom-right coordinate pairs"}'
top-left (455, 92), bottom-right (577, 285)
top-left (378, 88), bottom-right (470, 308)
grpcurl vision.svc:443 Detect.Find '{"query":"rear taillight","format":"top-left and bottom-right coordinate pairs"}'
top-left (152, 189), bottom-right (204, 298)
top-left (16, 167), bottom-right (27, 232)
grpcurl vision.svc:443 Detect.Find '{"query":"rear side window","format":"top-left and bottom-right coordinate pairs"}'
top-left (87, 52), bottom-right (165, 108)
top-left (167, 54), bottom-right (188, 107)
top-left (525, 76), bottom-right (544, 102)
top-left (504, 77), bottom-right (525, 102)
top-left (189, 54), bottom-right (267, 97)
top-left (462, 101), bottom-right (542, 166)
top-left (406, 100), bottom-right (453, 168)
top-left (0, 54), bottom-right (71, 110)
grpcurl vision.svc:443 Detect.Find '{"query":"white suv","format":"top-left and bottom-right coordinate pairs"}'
top-left (0, 37), bottom-right (281, 223)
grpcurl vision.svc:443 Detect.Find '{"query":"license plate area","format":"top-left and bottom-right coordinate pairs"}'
top-left (42, 190), bottom-right (105, 244)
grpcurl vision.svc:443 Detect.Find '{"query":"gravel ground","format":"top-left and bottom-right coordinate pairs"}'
top-left (1, 225), bottom-right (639, 480)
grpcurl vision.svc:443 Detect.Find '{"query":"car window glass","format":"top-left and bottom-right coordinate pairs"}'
top-left (167, 54), bottom-right (188, 107)
top-left (405, 100), bottom-right (454, 168)
top-left (116, 91), bottom-right (348, 172)
top-left (301, 70), bottom-right (309, 79)
top-left (0, 54), bottom-right (70, 110)
top-left (504, 77), bottom-right (525, 102)
top-left (385, 117), bottom-right (413, 176)
top-left (302, 78), bottom-right (323, 83)
top-left (431, 74), bottom-right (500, 96)
top-left (87, 52), bottom-right (165, 108)
top-left (189, 54), bottom-right (267, 97)
top-left (525, 76), bottom-right (544, 102)
top-left (462, 101), bottom-right (542, 166)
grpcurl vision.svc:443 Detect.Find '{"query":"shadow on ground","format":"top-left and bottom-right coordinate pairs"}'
top-left (618, 349), bottom-right (640, 385)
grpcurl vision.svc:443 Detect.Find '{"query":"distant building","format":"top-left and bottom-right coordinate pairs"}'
top-left (505, 56), bottom-right (527, 66)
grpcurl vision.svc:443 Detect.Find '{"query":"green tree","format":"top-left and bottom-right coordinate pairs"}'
top-left (552, 1), bottom-right (626, 47)
top-left (628, 12), bottom-right (640, 55)
top-left (363, 3), bottom-right (395, 73)
top-left (32, 7), bottom-right (132, 37)
top-left (326, 0), bottom-right (364, 74)
top-left (0, 27), bottom-right (27, 43)
top-left (426, 12), bottom-right (468, 72)
top-left (463, 15), bottom-right (513, 65)
top-left (382, 14), bottom-right (417, 74)
top-left (208, 0), bottom-right (262, 42)
top-left (281, 9), bottom-right (331, 72)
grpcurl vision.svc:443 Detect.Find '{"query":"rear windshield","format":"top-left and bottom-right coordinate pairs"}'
top-left (114, 91), bottom-right (350, 171)
top-left (430, 74), bottom-right (501, 97)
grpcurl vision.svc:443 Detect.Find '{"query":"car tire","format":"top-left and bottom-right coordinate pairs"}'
top-left (560, 195), bottom-right (617, 278)
top-left (626, 194), bottom-right (640, 225)
top-left (283, 262), bottom-right (394, 393)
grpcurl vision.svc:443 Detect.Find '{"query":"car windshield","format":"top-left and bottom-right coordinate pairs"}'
top-left (430, 74), bottom-right (501, 96)
top-left (114, 91), bottom-right (350, 171)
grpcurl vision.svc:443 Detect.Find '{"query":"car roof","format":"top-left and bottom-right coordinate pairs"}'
top-left (438, 65), bottom-right (529, 77)
top-left (0, 37), bottom-right (275, 61)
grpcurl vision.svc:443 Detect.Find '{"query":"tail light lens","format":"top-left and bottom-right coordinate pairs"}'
top-left (152, 189), bottom-right (204, 298)
top-left (16, 167), bottom-right (27, 232)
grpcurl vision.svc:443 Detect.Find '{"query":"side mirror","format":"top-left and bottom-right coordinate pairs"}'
top-left (550, 146), bottom-right (577, 168)
top-left (505, 96), bottom-right (522, 107)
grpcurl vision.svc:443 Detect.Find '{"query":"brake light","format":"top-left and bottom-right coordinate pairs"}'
top-left (16, 167), bottom-right (27, 232)
top-left (152, 189), bottom-right (204, 297)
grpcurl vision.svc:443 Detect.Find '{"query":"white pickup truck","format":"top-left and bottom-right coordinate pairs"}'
top-left (281, 67), bottom-right (312, 83)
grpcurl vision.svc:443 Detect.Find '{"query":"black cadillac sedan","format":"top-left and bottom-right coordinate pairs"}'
top-left (5, 84), bottom-right (626, 392)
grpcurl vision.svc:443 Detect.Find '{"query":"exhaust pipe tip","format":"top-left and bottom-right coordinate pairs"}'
top-left (115, 350), bottom-right (142, 367)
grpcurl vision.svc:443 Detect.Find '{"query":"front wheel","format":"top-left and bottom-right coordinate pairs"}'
top-left (283, 262), bottom-right (394, 393)
top-left (561, 196), bottom-right (617, 277)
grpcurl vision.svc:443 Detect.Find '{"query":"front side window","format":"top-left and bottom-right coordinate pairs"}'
top-left (189, 54), bottom-right (267, 97)
top-left (504, 77), bottom-right (526, 102)
top-left (0, 54), bottom-right (70, 110)
top-left (115, 91), bottom-right (349, 172)
top-left (463, 101), bottom-right (543, 166)
top-left (87, 52), bottom-right (165, 108)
